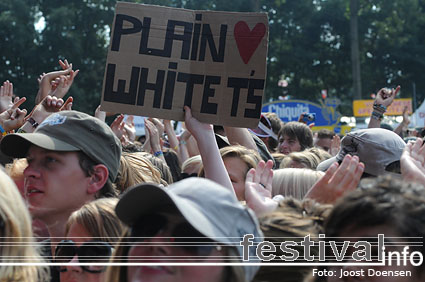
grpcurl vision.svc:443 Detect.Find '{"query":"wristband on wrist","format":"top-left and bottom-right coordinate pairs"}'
top-left (179, 140), bottom-right (187, 145)
top-left (173, 145), bottom-right (178, 151)
top-left (154, 151), bottom-right (163, 157)
top-left (371, 110), bottom-right (384, 121)
top-left (28, 117), bottom-right (39, 129)
top-left (373, 103), bottom-right (387, 114)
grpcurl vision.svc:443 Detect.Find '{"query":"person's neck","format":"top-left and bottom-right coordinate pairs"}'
top-left (40, 214), bottom-right (69, 256)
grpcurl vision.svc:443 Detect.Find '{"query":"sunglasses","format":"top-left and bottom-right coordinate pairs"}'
top-left (249, 114), bottom-right (278, 140)
top-left (54, 240), bottom-right (114, 273)
top-left (180, 172), bottom-right (198, 179)
top-left (130, 213), bottom-right (221, 258)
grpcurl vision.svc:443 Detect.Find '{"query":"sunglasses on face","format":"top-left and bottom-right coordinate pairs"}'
top-left (130, 213), bottom-right (221, 257)
top-left (54, 240), bottom-right (114, 273)
top-left (180, 172), bottom-right (198, 179)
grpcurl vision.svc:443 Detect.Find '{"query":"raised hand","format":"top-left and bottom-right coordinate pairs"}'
top-left (244, 160), bottom-right (277, 216)
top-left (147, 117), bottom-right (164, 138)
top-left (374, 85), bottom-right (400, 108)
top-left (304, 154), bottom-right (364, 204)
top-left (94, 105), bottom-right (106, 122)
top-left (60, 97), bottom-right (73, 111)
top-left (124, 115), bottom-right (136, 143)
top-left (401, 138), bottom-right (425, 185)
top-left (184, 106), bottom-right (214, 141)
top-left (0, 97), bottom-right (27, 132)
top-left (110, 114), bottom-right (125, 140)
top-left (0, 80), bottom-right (15, 113)
top-left (35, 59), bottom-right (79, 103)
top-left (18, 95), bottom-right (65, 133)
top-left (330, 135), bottom-right (341, 156)
top-left (145, 118), bottom-right (163, 159)
top-left (31, 95), bottom-right (65, 121)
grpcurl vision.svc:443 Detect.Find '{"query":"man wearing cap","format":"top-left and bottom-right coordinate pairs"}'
top-left (317, 128), bottom-right (405, 177)
top-left (0, 111), bottom-right (121, 260)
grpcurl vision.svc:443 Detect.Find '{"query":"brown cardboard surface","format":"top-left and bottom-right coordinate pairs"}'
top-left (101, 2), bottom-right (268, 128)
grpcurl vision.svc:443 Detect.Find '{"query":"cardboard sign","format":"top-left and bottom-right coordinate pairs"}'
top-left (101, 2), bottom-right (268, 128)
top-left (353, 98), bottom-right (412, 117)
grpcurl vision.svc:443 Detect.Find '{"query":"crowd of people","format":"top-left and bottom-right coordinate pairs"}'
top-left (0, 59), bottom-right (424, 282)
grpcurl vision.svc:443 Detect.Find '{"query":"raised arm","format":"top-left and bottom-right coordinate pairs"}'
top-left (184, 106), bottom-right (235, 198)
top-left (394, 106), bottom-right (410, 136)
top-left (368, 86), bottom-right (400, 128)
top-left (19, 96), bottom-right (66, 133)
top-left (145, 118), bottom-right (166, 162)
top-left (224, 126), bottom-right (257, 150)
top-left (164, 119), bottom-right (179, 153)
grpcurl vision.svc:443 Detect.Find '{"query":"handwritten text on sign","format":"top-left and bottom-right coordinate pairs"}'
top-left (101, 3), bottom-right (269, 128)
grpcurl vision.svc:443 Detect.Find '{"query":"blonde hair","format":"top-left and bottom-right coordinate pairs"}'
top-left (0, 169), bottom-right (49, 282)
top-left (139, 152), bottom-right (173, 186)
top-left (271, 152), bottom-right (286, 168)
top-left (65, 198), bottom-right (126, 246)
top-left (4, 158), bottom-right (27, 181)
top-left (220, 145), bottom-right (261, 169)
top-left (307, 147), bottom-right (331, 162)
top-left (280, 150), bottom-right (322, 170)
top-left (272, 168), bottom-right (324, 199)
top-left (198, 145), bottom-right (261, 178)
top-left (116, 152), bottom-right (163, 192)
top-left (253, 198), bottom-right (332, 282)
top-left (181, 155), bottom-right (202, 174)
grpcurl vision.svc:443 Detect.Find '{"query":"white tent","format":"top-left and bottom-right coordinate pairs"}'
top-left (411, 99), bottom-right (425, 127)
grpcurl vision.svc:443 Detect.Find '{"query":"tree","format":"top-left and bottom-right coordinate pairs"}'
top-left (0, 0), bottom-right (40, 105)
top-left (1, 0), bottom-right (424, 117)
top-left (350, 0), bottom-right (362, 100)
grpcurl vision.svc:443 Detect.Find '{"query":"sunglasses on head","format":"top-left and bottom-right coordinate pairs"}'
top-left (54, 240), bottom-right (114, 273)
top-left (249, 114), bottom-right (278, 140)
top-left (130, 213), bottom-right (221, 257)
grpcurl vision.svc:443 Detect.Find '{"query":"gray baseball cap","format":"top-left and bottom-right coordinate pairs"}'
top-left (317, 128), bottom-right (405, 176)
top-left (116, 177), bottom-right (263, 281)
top-left (0, 111), bottom-right (121, 181)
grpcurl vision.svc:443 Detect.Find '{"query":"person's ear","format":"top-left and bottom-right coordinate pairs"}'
top-left (87, 164), bottom-right (109, 195)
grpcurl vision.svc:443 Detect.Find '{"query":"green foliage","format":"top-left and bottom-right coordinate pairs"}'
top-left (0, 0), bottom-right (424, 116)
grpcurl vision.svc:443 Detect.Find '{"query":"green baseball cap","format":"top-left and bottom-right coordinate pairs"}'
top-left (0, 111), bottom-right (121, 181)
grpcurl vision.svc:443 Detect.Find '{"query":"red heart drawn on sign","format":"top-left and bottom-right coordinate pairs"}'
top-left (234, 21), bottom-right (266, 64)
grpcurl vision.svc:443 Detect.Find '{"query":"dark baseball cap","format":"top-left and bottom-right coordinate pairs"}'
top-left (0, 111), bottom-right (121, 181)
top-left (317, 128), bottom-right (405, 176)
